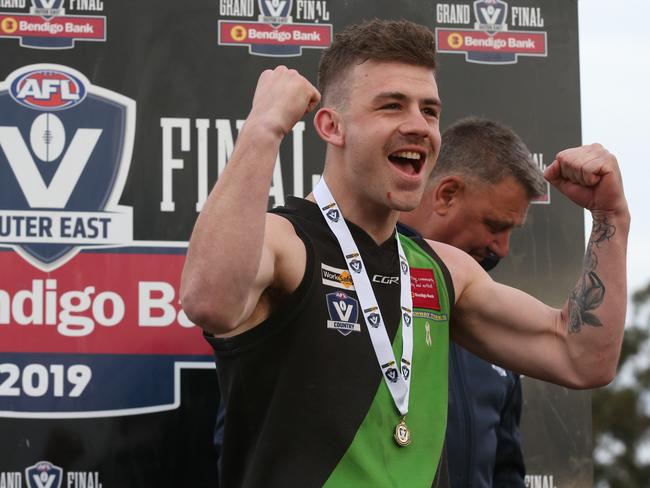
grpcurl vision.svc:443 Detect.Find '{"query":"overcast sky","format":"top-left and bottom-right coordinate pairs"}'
top-left (579, 0), bottom-right (650, 297)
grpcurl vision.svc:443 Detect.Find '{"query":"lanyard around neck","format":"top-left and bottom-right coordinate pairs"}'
top-left (313, 178), bottom-right (414, 416)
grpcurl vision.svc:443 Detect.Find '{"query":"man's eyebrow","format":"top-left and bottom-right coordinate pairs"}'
top-left (373, 92), bottom-right (442, 107)
top-left (485, 217), bottom-right (519, 230)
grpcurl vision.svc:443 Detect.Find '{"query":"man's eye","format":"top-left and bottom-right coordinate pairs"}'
top-left (381, 103), bottom-right (401, 110)
top-left (486, 221), bottom-right (505, 233)
top-left (422, 107), bottom-right (438, 118)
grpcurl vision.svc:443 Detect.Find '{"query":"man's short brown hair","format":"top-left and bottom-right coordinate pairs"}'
top-left (432, 117), bottom-right (546, 199)
top-left (318, 19), bottom-right (437, 107)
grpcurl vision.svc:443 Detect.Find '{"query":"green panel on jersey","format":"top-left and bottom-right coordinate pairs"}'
top-left (324, 235), bottom-right (451, 487)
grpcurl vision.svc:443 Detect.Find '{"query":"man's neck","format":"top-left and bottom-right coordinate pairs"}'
top-left (307, 179), bottom-right (399, 245)
top-left (398, 205), bottom-right (437, 241)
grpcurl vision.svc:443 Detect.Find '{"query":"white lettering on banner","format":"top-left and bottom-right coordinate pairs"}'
top-left (16, 80), bottom-right (78, 103)
top-left (19, 20), bottom-right (64, 34)
top-left (464, 35), bottom-right (507, 49)
top-left (160, 117), bottom-right (311, 212)
top-left (531, 153), bottom-right (545, 171)
top-left (0, 471), bottom-right (22, 487)
top-left (0, 210), bottom-right (131, 244)
top-left (511, 7), bottom-right (544, 27)
top-left (524, 474), bottom-right (555, 488)
top-left (0, 0), bottom-right (26, 8)
top-left (436, 4), bottom-right (470, 24)
top-left (66, 471), bottom-right (103, 488)
top-left (64, 22), bottom-right (95, 34)
top-left (195, 118), bottom-right (211, 213)
top-left (0, 279), bottom-right (193, 338)
top-left (138, 281), bottom-right (193, 328)
top-left (293, 30), bottom-right (320, 41)
top-left (219, 0), bottom-right (254, 16)
top-left (529, 153), bottom-right (550, 204)
top-left (508, 38), bottom-right (535, 49)
top-left (0, 363), bottom-right (91, 398)
top-left (69, 0), bottom-right (105, 11)
top-left (295, 0), bottom-right (330, 21)
top-left (160, 118), bottom-right (190, 213)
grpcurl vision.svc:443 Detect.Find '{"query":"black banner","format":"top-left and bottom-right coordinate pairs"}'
top-left (0, 0), bottom-right (587, 486)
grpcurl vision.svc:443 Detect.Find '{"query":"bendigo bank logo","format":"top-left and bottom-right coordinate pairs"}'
top-left (0, 64), bottom-right (135, 271)
top-left (0, 0), bottom-right (106, 49)
top-left (435, 0), bottom-right (547, 64)
top-left (218, 0), bottom-right (332, 56)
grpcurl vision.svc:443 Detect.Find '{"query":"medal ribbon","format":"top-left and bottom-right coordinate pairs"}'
top-left (314, 178), bottom-right (413, 416)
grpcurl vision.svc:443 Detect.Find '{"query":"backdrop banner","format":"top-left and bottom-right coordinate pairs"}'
top-left (0, 0), bottom-right (587, 486)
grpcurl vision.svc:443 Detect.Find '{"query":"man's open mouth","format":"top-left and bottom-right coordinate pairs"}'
top-left (388, 150), bottom-right (425, 176)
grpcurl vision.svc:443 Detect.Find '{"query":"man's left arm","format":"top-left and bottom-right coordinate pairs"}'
top-left (445, 144), bottom-right (630, 388)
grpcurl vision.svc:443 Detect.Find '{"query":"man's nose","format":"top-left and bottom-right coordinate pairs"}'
top-left (490, 232), bottom-right (511, 259)
top-left (398, 108), bottom-right (430, 137)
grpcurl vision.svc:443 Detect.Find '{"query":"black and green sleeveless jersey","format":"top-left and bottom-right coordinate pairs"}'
top-left (206, 197), bottom-right (454, 488)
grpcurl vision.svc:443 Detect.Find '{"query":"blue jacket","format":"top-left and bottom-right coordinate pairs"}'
top-left (447, 342), bottom-right (525, 487)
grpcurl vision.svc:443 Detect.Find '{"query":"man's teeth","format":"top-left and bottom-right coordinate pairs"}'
top-left (393, 151), bottom-right (420, 160)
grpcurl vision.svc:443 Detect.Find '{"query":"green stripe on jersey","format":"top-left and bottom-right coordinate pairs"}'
top-left (324, 235), bottom-right (451, 488)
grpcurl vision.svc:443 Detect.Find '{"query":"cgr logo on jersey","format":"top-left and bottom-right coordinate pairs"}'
top-left (0, 0), bottom-right (106, 49)
top-left (0, 64), bottom-right (135, 271)
top-left (25, 461), bottom-right (62, 488)
top-left (435, 0), bottom-right (548, 64)
top-left (218, 0), bottom-right (332, 57)
top-left (326, 291), bottom-right (360, 335)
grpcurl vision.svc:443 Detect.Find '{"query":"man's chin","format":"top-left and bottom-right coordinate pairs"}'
top-left (386, 190), bottom-right (424, 212)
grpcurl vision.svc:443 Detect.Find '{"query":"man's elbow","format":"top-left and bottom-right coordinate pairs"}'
top-left (565, 361), bottom-right (618, 390)
top-left (180, 291), bottom-right (240, 335)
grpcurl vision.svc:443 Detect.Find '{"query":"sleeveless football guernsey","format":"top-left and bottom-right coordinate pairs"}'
top-left (206, 197), bottom-right (454, 487)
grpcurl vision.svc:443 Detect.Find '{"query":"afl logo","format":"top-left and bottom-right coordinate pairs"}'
top-left (8, 68), bottom-right (87, 111)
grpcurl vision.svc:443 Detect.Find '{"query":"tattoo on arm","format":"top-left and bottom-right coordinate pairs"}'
top-left (567, 217), bottom-right (616, 333)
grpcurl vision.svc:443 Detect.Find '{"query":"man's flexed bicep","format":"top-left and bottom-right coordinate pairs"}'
top-left (181, 212), bottom-right (306, 336)
top-left (440, 247), bottom-right (574, 387)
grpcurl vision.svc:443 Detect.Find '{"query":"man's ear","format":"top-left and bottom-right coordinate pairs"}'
top-left (313, 107), bottom-right (344, 146)
top-left (433, 176), bottom-right (465, 215)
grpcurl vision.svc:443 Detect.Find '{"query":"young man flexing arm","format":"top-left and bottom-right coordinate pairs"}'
top-left (180, 67), bottom-right (319, 335)
top-left (436, 142), bottom-right (629, 388)
top-left (181, 19), bottom-right (629, 488)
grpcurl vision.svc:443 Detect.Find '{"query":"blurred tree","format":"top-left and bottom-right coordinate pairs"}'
top-left (593, 281), bottom-right (650, 487)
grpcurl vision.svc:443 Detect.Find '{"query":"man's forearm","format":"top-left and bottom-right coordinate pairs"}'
top-left (564, 207), bottom-right (630, 385)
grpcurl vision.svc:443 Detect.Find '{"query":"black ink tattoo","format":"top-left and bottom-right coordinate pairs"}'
top-left (567, 216), bottom-right (616, 334)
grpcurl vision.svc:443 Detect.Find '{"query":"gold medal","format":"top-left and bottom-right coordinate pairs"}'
top-left (394, 418), bottom-right (411, 447)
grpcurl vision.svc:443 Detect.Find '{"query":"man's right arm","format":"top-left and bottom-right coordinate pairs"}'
top-left (180, 67), bottom-right (320, 335)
